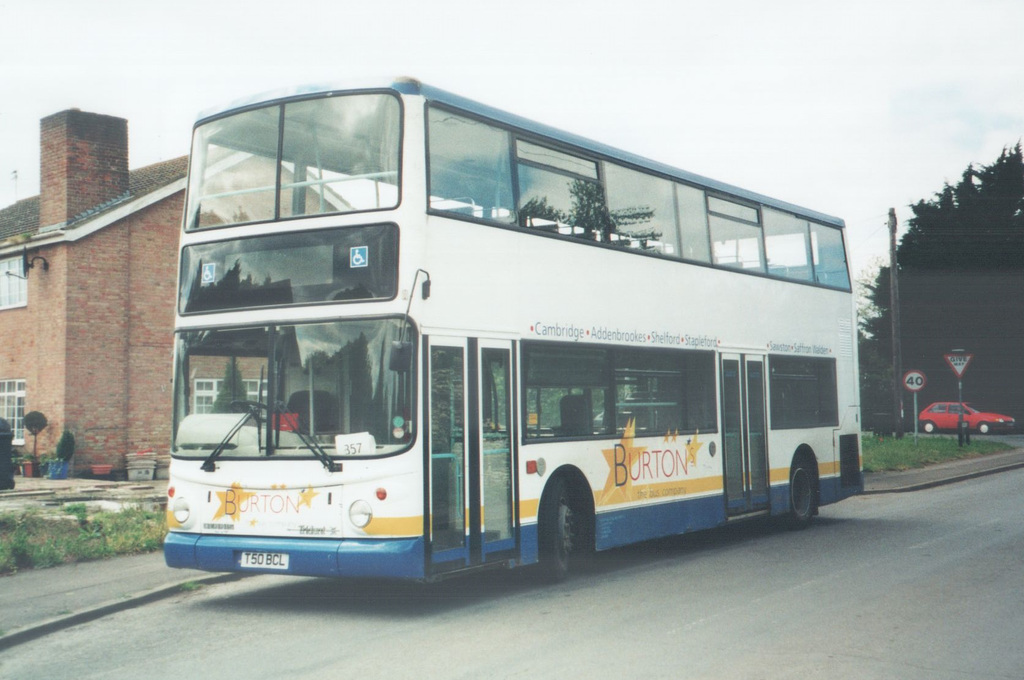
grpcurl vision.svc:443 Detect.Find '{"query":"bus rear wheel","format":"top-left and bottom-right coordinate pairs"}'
top-left (787, 458), bottom-right (818, 530)
top-left (538, 477), bottom-right (579, 582)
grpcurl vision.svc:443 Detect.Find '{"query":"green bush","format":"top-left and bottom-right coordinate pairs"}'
top-left (0, 505), bottom-right (166, 575)
top-left (55, 429), bottom-right (75, 462)
top-left (861, 434), bottom-right (1011, 472)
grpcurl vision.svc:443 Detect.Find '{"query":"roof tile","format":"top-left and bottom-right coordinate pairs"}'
top-left (0, 155), bottom-right (188, 244)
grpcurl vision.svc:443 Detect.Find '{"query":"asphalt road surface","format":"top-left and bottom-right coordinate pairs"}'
top-left (3, 468), bottom-right (1022, 679)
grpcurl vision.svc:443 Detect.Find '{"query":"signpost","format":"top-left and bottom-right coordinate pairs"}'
top-left (902, 370), bottom-right (927, 444)
top-left (944, 350), bottom-right (973, 446)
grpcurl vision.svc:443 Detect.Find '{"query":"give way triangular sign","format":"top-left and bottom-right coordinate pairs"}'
top-left (944, 353), bottom-right (974, 378)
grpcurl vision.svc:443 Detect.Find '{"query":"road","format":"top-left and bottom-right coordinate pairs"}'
top-left (3, 469), bottom-right (1023, 680)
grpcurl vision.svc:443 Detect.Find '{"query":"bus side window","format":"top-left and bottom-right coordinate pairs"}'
top-left (604, 162), bottom-right (679, 257)
top-left (427, 107), bottom-right (516, 224)
top-left (810, 223), bottom-right (851, 290)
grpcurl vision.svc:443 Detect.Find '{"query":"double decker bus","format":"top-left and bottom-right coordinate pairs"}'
top-left (164, 77), bottom-right (862, 582)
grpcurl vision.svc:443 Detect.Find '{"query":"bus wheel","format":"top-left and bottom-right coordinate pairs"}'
top-left (539, 477), bottom-right (576, 582)
top-left (787, 458), bottom-right (817, 530)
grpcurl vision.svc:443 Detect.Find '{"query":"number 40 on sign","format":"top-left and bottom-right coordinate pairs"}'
top-left (902, 370), bottom-right (927, 392)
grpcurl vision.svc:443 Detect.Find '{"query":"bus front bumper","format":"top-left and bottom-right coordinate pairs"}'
top-left (164, 532), bottom-right (426, 580)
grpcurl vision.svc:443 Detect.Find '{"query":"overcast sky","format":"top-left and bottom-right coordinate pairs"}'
top-left (2, 0), bottom-right (1022, 276)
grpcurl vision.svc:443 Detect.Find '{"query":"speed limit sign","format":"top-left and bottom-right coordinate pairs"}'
top-left (903, 370), bottom-right (927, 392)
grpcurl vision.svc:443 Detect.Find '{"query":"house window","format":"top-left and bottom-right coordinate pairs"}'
top-left (194, 378), bottom-right (266, 413)
top-left (193, 379), bottom-right (219, 414)
top-left (0, 379), bottom-right (26, 444)
top-left (0, 257), bottom-right (27, 309)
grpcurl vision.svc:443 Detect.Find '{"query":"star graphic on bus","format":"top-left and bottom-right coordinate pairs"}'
top-left (213, 482), bottom-right (255, 522)
top-left (685, 432), bottom-right (702, 468)
top-left (297, 485), bottom-right (320, 509)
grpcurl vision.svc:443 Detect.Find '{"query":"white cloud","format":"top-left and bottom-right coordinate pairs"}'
top-left (1, 0), bottom-right (1022, 277)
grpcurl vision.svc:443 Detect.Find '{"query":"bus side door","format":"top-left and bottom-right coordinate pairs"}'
top-left (720, 353), bottom-right (769, 515)
top-left (427, 337), bottom-right (516, 573)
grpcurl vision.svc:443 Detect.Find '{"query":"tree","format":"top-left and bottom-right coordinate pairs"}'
top-left (860, 144), bottom-right (1024, 429)
top-left (212, 357), bottom-right (247, 413)
top-left (898, 144), bottom-right (1024, 270)
top-left (518, 178), bottom-right (655, 245)
top-left (857, 263), bottom-right (894, 430)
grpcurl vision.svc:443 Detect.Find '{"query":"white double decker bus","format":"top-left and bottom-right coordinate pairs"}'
top-left (164, 78), bottom-right (862, 581)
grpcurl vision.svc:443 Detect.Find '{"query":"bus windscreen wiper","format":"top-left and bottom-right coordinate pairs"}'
top-left (200, 400), bottom-right (264, 472)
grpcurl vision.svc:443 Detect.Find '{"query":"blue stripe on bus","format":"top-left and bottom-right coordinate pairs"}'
top-left (593, 495), bottom-right (729, 551)
top-left (523, 479), bottom-right (862, 559)
top-left (819, 475), bottom-right (862, 505)
top-left (164, 533), bottom-right (425, 580)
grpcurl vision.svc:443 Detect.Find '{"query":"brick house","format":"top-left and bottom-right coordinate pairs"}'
top-left (0, 109), bottom-right (187, 474)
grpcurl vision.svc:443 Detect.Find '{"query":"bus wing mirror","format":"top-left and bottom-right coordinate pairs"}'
top-left (389, 341), bottom-right (412, 372)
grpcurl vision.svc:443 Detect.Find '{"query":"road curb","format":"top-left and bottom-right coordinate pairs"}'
top-left (0, 572), bottom-right (247, 652)
top-left (862, 460), bottom-right (1024, 495)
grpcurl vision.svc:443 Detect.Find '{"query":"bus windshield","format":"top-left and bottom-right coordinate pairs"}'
top-left (172, 318), bottom-right (415, 459)
top-left (185, 92), bottom-right (401, 230)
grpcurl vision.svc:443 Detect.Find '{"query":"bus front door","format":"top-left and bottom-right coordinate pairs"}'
top-left (428, 338), bottom-right (516, 573)
top-left (720, 354), bottom-right (769, 515)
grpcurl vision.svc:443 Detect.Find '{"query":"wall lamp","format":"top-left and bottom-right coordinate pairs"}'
top-left (22, 247), bottom-right (48, 274)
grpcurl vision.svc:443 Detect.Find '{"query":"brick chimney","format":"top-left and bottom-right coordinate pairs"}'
top-left (39, 109), bottom-right (129, 229)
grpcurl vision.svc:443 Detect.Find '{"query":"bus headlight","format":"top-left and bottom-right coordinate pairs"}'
top-left (172, 497), bottom-right (192, 527)
top-left (349, 500), bottom-right (373, 528)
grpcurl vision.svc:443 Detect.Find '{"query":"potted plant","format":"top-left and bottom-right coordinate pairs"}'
top-left (16, 451), bottom-right (39, 477)
top-left (49, 429), bottom-right (75, 479)
top-left (22, 411), bottom-right (47, 477)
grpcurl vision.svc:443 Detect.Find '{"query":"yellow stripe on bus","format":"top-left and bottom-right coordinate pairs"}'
top-left (363, 515), bottom-right (423, 537)
top-left (769, 459), bottom-right (844, 484)
top-left (520, 498), bottom-right (540, 522)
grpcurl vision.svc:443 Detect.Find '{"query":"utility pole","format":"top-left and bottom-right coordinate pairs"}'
top-left (889, 208), bottom-right (904, 438)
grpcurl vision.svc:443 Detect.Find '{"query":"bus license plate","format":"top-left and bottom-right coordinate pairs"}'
top-left (239, 551), bottom-right (290, 570)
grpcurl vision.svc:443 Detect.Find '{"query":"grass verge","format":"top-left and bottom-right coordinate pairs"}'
top-left (0, 503), bottom-right (166, 576)
top-left (861, 433), bottom-right (1013, 472)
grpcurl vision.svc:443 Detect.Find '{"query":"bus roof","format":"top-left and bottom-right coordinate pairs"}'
top-left (196, 77), bottom-right (845, 229)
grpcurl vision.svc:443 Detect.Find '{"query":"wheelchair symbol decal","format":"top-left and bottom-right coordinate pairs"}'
top-left (201, 263), bottom-right (217, 284)
top-left (350, 246), bottom-right (369, 268)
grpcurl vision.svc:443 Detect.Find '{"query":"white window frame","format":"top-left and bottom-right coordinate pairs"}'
top-left (0, 379), bottom-right (26, 444)
top-left (193, 379), bottom-right (219, 414)
top-left (0, 257), bottom-right (27, 310)
top-left (193, 378), bottom-right (266, 413)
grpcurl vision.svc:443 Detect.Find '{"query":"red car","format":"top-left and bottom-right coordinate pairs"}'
top-left (918, 402), bottom-right (1016, 434)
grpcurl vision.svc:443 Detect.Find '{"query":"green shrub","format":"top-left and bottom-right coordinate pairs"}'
top-left (861, 434), bottom-right (1011, 472)
top-left (0, 505), bottom-right (167, 575)
top-left (55, 429), bottom-right (75, 462)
